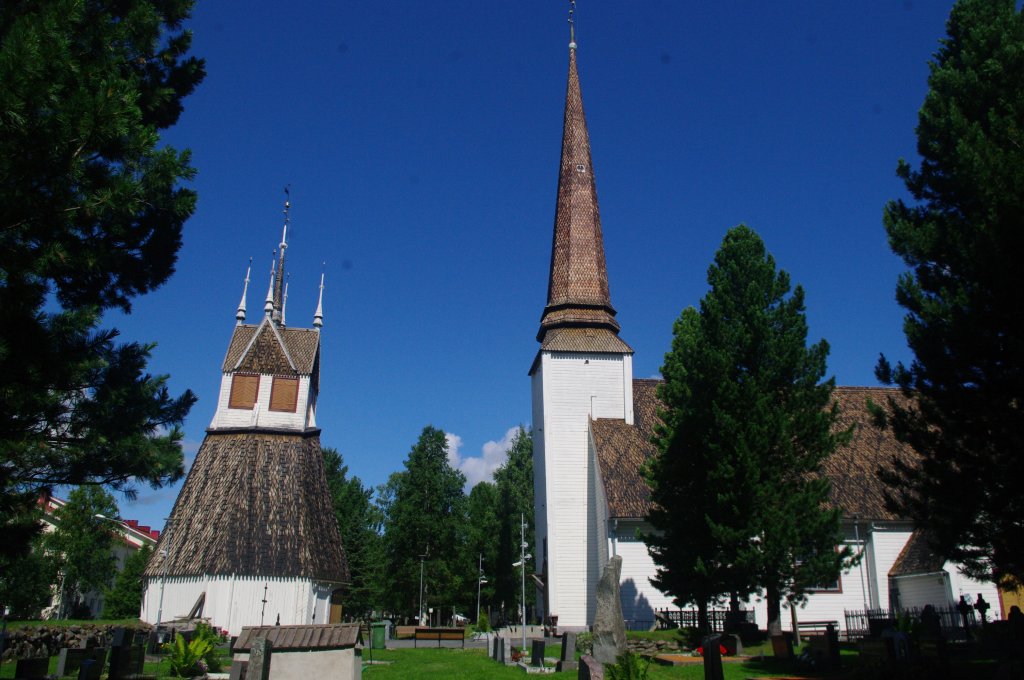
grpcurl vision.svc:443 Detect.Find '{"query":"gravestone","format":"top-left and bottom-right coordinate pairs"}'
top-left (578, 654), bottom-right (604, 680)
top-left (108, 644), bottom-right (145, 679)
top-left (701, 634), bottom-right (724, 680)
top-left (557, 631), bottom-right (578, 672)
top-left (228, 659), bottom-right (249, 680)
top-left (107, 626), bottom-right (128, 677)
top-left (56, 647), bottom-right (89, 676)
top-left (592, 555), bottom-right (626, 664)
top-left (248, 636), bottom-right (272, 680)
top-left (530, 639), bottom-right (546, 667)
top-left (502, 636), bottom-right (513, 664)
top-left (76, 648), bottom-right (107, 680)
top-left (13, 657), bottom-right (49, 679)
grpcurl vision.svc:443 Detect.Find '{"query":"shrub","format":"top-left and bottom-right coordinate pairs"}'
top-left (163, 634), bottom-right (214, 678)
top-left (606, 651), bottom-right (650, 680)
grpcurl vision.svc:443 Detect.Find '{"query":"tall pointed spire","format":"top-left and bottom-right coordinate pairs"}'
top-left (313, 269), bottom-right (325, 329)
top-left (537, 27), bottom-right (621, 343)
top-left (236, 259), bottom-right (252, 324)
top-left (272, 189), bottom-right (290, 323)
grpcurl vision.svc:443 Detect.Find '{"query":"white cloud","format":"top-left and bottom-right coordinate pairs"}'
top-left (446, 426), bottom-right (523, 489)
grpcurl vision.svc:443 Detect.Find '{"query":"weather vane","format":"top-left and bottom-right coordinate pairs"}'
top-left (568, 0), bottom-right (576, 46)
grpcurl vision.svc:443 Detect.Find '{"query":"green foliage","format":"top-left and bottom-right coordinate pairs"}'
top-left (380, 426), bottom-right (468, 619)
top-left (102, 545), bottom-right (152, 620)
top-left (877, 0), bottom-right (1024, 585)
top-left (44, 487), bottom-right (120, 616)
top-left (646, 226), bottom-right (851, 634)
top-left (323, 447), bottom-right (385, 617)
top-left (0, 0), bottom-right (203, 559)
top-left (0, 527), bottom-right (60, 618)
top-left (464, 481), bottom-right (499, 619)
top-left (191, 622), bottom-right (223, 672)
top-left (605, 651), bottom-right (651, 680)
top-left (492, 427), bottom-right (534, 618)
top-left (163, 633), bottom-right (213, 678)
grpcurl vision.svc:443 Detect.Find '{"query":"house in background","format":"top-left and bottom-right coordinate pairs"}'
top-left (40, 495), bottom-right (160, 619)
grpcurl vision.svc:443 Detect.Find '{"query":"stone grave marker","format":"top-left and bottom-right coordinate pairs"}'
top-left (228, 659), bottom-right (249, 680)
top-left (56, 647), bottom-right (89, 676)
top-left (592, 555), bottom-right (626, 664)
top-left (14, 657), bottom-right (49, 679)
top-left (248, 636), bottom-right (272, 680)
top-left (557, 631), bottom-right (577, 672)
top-left (76, 650), bottom-right (107, 680)
top-left (702, 634), bottom-right (724, 680)
top-left (530, 639), bottom-right (545, 667)
top-left (108, 643), bottom-right (145, 679)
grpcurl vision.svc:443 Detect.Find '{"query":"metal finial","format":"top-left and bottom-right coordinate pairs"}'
top-left (568, 0), bottom-right (576, 49)
top-left (236, 257), bottom-right (252, 323)
top-left (264, 253), bottom-right (276, 316)
top-left (313, 264), bottom-right (325, 329)
top-left (281, 275), bottom-right (290, 327)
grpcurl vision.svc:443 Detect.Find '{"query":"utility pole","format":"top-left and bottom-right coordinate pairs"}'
top-left (418, 553), bottom-right (427, 626)
top-left (512, 513), bottom-right (531, 652)
top-left (476, 553), bottom-right (487, 626)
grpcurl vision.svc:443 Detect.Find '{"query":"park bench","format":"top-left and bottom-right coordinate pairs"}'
top-left (394, 625), bottom-right (417, 639)
top-left (413, 627), bottom-right (465, 648)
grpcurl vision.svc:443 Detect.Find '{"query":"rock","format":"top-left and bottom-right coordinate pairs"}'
top-left (591, 556), bottom-right (626, 664)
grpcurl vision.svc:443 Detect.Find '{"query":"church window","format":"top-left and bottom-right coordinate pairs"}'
top-left (228, 374), bottom-right (259, 409)
top-left (269, 376), bottom-right (299, 412)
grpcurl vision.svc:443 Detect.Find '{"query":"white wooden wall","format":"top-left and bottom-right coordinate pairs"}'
top-left (141, 575), bottom-right (334, 635)
top-left (531, 350), bottom-right (631, 629)
top-left (209, 374), bottom-right (314, 431)
top-left (605, 519), bottom-right (676, 625)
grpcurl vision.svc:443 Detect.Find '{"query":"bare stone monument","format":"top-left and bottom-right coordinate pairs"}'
top-left (592, 555), bottom-right (626, 664)
top-left (557, 631), bottom-right (578, 672)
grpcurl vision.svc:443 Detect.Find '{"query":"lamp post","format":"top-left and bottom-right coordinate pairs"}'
top-left (418, 553), bottom-right (427, 626)
top-left (475, 553), bottom-right (487, 626)
top-left (512, 514), bottom-right (531, 653)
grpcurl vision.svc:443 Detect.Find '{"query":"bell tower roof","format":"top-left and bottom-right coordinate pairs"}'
top-left (537, 39), bottom-right (630, 354)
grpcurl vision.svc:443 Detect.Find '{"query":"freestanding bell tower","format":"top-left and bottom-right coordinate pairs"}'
top-left (530, 18), bottom-right (634, 630)
top-left (141, 200), bottom-right (348, 635)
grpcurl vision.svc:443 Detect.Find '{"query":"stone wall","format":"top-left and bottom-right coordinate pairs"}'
top-left (1, 624), bottom-right (151, 661)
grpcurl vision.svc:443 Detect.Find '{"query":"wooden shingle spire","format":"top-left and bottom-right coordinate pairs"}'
top-left (537, 37), bottom-right (628, 351)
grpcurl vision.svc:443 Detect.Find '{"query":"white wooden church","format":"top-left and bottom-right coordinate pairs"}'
top-left (141, 212), bottom-right (348, 635)
top-left (529, 32), bottom-right (1000, 635)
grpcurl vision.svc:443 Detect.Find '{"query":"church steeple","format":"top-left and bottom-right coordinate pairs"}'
top-left (537, 36), bottom-right (621, 343)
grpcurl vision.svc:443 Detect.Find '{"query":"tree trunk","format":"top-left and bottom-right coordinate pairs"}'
top-left (766, 585), bottom-right (783, 636)
top-left (697, 600), bottom-right (710, 635)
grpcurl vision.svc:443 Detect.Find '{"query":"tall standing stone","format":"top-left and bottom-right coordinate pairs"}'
top-left (591, 556), bottom-right (626, 664)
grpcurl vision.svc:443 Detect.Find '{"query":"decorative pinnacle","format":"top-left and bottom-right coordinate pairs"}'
top-left (272, 186), bottom-right (291, 322)
top-left (568, 0), bottom-right (576, 49)
top-left (313, 268), bottom-right (325, 328)
top-left (236, 258), bottom-right (252, 323)
top-left (264, 253), bottom-right (276, 317)
top-left (281, 277), bottom-right (290, 327)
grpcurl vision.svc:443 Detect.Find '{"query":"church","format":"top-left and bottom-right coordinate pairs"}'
top-left (529, 25), bottom-right (1001, 635)
top-left (141, 208), bottom-right (348, 635)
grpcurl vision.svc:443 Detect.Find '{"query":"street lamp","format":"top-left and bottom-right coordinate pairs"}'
top-left (418, 553), bottom-right (427, 627)
top-left (512, 514), bottom-right (531, 653)
top-left (476, 553), bottom-right (487, 626)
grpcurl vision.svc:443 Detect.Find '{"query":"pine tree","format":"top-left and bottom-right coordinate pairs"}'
top-left (646, 226), bottom-right (850, 635)
top-left (0, 0), bottom-right (204, 558)
top-left (877, 0), bottom-right (1024, 586)
top-left (380, 427), bottom-right (468, 621)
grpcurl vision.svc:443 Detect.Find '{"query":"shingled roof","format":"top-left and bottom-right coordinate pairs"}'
top-left (890, 530), bottom-right (946, 577)
top-left (234, 624), bottom-right (361, 652)
top-left (222, 321), bottom-right (320, 375)
top-left (592, 383), bottom-right (917, 522)
top-left (144, 430), bottom-right (348, 583)
top-left (537, 45), bottom-right (621, 346)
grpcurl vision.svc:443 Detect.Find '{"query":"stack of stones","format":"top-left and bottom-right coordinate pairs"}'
top-left (0, 624), bottom-right (151, 661)
top-left (625, 637), bottom-right (686, 657)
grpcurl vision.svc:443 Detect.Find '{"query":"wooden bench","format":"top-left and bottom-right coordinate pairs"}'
top-left (413, 627), bottom-right (465, 648)
top-left (394, 625), bottom-right (417, 639)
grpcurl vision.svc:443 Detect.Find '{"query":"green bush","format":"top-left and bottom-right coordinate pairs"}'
top-left (192, 623), bottom-right (224, 672)
top-left (605, 651), bottom-right (650, 680)
top-left (163, 634), bottom-right (214, 678)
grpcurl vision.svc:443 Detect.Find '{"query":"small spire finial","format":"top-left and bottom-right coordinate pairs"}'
top-left (265, 253), bottom-right (276, 317)
top-left (313, 265), bottom-right (325, 329)
top-left (272, 186), bottom-right (291, 322)
top-left (281, 275), bottom-right (290, 327)
top-left (236, 258), bottom-right (252, 323)
top-left (568, 0), bottom-right (576, 49)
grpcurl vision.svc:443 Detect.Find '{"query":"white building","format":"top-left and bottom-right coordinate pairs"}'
top-left (141, 209), bottom-right (348, 635)
top-left (530, 33), bottom-right (1000, 636)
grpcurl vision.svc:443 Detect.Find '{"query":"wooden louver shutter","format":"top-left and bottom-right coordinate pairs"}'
top-left (269, 376), bottom-right (299, 412)
top-left (228, 374), bottom-right (259, 409)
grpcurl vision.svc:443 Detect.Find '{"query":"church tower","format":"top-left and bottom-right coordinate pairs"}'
top-left (141, 201), bottom-right (348, 635)
top-left (531, 19), bottom-right (634, 630)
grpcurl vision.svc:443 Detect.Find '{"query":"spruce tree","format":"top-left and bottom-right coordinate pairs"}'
top-left (103, 545), bottom-right (152, 620)
top-left (380, 427), bottom-right (467, 621)
top-left (0, 0), bottom-right (204, 557)
top-left (877, 0), bottom-right (1024, 586)
top-left (647, 226), bottom-right (850, 635)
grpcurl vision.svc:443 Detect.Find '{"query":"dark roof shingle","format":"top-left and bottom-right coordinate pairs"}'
top-left (234, 624), bottom-right (361, 651)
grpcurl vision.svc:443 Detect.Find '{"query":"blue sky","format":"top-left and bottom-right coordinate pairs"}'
top-left (106, 1), bottom-right (955, 529)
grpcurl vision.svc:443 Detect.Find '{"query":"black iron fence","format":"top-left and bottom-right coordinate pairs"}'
top-left (844, 606), bottom-right (977, 642)
top-left (654, 608), bottom-right (757, 633)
